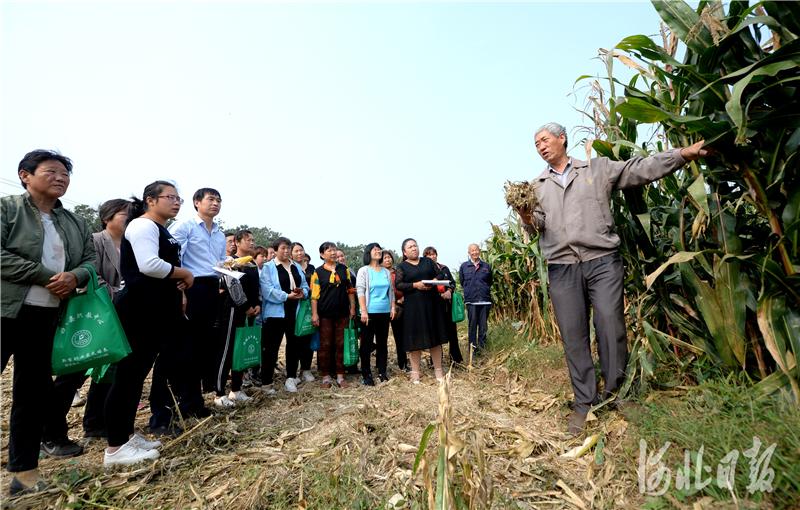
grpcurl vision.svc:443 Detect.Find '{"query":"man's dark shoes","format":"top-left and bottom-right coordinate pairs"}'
top-left (378, 373), bottom-right (389, 383)
top-left (9, 477), bottom-right (49, 497)
top-left (567, 410), bottom-right (587, 437)
top-left (362, 374), bottom-right (375, 387)
top-left (149, 422), bottom-right (184, 438)
top-left (185, 406), bottom-right (213, 419)
top-left (40, 439), bottom-right (83, 459)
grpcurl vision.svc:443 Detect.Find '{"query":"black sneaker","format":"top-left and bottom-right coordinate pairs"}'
top-left (185, 406), bottom-right (213, 419)
top-left (40, 439), bottom-right (84, 459)
top-left (378, 373), bottom-right (389, 383)
top-left (83, 428), bottom-right (107, 439)
top-left (362, 375), bottom-right (375, 386)
top-left (149, 423), bottom-right (184, 438)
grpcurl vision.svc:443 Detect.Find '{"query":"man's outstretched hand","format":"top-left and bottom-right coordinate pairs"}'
top-left (680, 140), bottom-right (711, 161)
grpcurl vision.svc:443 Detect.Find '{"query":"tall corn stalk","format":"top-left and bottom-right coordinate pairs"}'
top-left (483, 214), bottom-right (558, 343)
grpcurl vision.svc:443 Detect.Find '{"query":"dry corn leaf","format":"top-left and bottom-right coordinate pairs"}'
top-left (560, 434), bottom-right (600, 460)
top-left (556, 479), bottom-right (588, 510)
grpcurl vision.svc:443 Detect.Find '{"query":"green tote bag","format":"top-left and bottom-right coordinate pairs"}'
top-left (343, 319), bottom-right (359, 366)
top-left (294, 298), bottom-right (317, 337)
top-left (52, 265), bottom-right (131, 375)
top-left (232, 323), bottom-right (262, 371)
top-left (451, 292), bottom-right (466, 323)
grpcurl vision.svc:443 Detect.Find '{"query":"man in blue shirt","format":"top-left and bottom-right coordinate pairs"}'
top-left (459, 244), bottom-right (493, 358)
top-left (168, 187), bottom-right (226, 418)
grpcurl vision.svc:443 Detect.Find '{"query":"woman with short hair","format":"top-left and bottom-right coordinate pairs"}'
top-left (310, 242), bottom-right (356, 388)
top-left (260, 237), bottom-right (309, 393)
top-left (395, 238), bottom-right (447, 384)
top-left (1, 150), bottom-right (96, 494)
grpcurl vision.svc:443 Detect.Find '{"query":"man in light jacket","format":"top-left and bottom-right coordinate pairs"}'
top-left (516, 122), bottom-right (708, 436)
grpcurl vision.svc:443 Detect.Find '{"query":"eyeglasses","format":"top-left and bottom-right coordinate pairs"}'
top-left (157, 195), bottom-right (184, 204)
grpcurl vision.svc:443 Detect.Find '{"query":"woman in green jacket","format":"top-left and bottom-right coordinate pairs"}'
top-left (1, 150), bottom-right (95, 496)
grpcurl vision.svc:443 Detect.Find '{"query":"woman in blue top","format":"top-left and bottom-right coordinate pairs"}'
top-left (356, 243), bottom-right (396, 386)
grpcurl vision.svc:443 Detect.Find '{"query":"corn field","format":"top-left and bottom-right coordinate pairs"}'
top-left (486, 0), bottom-right (799, 401)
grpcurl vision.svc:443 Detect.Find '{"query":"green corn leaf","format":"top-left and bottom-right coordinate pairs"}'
top-left (617, 97), bottom-right (705, 124)
top-left (679, 262), bottom-right (745, 370)
top-left (646, 250), bottom-right (705, 289)
top-left (615, 34), bottom-right (681, 66)
top-left (413, 423), bottom-right (436, 475)
top-left (435, 444), bottom-right (446, 509)
top-left (726, 59), bottom-right (800, 144)
top-left (763, 1), bottom-right (800, 39)
top-left (757, 293), bottom-right (800, 401)
top-left (636, 212), bottom-right (653, 243)
top-left (715, 259), bottom-right (748, 366)
top-left (651, 0), bottom-right (713, 53)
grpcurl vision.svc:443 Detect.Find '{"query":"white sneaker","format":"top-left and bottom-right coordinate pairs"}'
top-left (229, 391), bottom-right (251, 402)
top-left (104, 441), bottom-right (160, 467)
top-left (259, 385), bottom-right (277, 395)
top-left (302, 370), bottom-right (315, 382)
top-left (129, 432), bottom-right (162, 450)
top-left (284, 378), bottom-right (298, 393)
top-left (214, 395), bottom-right (236, 407)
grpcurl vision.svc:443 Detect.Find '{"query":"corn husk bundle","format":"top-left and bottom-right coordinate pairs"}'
top-left (504, 180), bottom-right (538, 211)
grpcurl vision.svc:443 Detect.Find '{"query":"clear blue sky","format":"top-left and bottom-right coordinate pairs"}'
top-left (1, 1), bottom-right (664, 268)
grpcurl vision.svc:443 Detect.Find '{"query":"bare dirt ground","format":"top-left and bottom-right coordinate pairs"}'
top-left (0, 331), bottom-right (645, 509)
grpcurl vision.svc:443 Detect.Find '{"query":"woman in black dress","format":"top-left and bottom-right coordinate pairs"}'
top-left (394, 238), bottom-right (447, 384)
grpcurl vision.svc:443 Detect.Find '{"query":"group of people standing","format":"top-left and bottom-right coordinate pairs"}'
top-left (0, 149), bottom-right (494, 496)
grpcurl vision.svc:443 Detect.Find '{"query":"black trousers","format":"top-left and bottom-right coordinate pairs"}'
top-left (391, 306), bottom-right (406, 369)
top-left (547, 252), bottom-right (628, 413)
top-left (214, 305), bottom-right (247, 396)
top-left (148, 341), bottom-right (187, 428)
top-left (261, 315), bottom-right (303, 383)
top-left (105, 300), bottom-right (182, 447)
top-left (359, 313), bottom-right (390, 376)
top-left (43, 372), bottom-right (109, 443)
top-left (184, 277), bottom-right (221, 397)
top-left (442, 301), bottom-right (463, 364)
top-left (1, 305), bottom-right (60, 472)
top-left (466, 304), bottom-right (491, 350)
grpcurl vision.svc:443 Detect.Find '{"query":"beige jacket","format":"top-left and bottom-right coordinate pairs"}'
top-left (527, 149), bottom-right (687, 264)
top-left (92, 230), bottom-right (122, 298)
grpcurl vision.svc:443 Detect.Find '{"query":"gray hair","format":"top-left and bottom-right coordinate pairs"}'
top-left (535, 122), bottom-right (568, 149)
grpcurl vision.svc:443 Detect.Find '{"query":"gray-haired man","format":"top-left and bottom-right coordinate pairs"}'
top-left (517, 122), bottom-right (708, 436)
